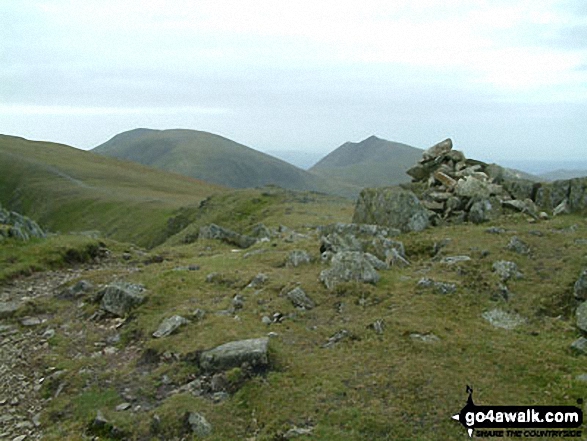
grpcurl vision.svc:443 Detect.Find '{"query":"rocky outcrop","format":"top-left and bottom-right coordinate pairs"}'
top-left (0, 205), bottom-right (45, 241)
top-left (199, 224), bottom-right (256, 249)
top-left (152, 315), bottom-right (190, 338)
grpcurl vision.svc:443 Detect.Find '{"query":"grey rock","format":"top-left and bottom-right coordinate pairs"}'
top-left (486, 227), bottom-right (506, 234)
top-left (364, 252), bottom-right (389, 270)
top-left (247, 273), bottom-right (268, 288)
top-left (502, 199), bottom-right (538, 219)
top-left (286, 250), bottom-right (312, 267)
top-left (98, 283), bottom-right (146, 317)
top-left (232, 294), bottom-right (245, 310)
top-left (199, 337), bottom-right (269, 372)
top-left (352, 187), bottom-right (430, 233)
top-left (410, 333), bottom-right (440, 343)
top-left (422, 138), bottom-right (453, 161)
top-left (152, 315), bottom-right (190, 338)
top-left (570, 337), bottom-right (587, 355)
top-left (574, 269), bottom-right (587, 301)
top-left (0, 208), bottom-right (45, 241)
top-left (320, 232), bottom-right (362, 254)
top-left (286, 287), bottom-right (315, 310)
top-left (184, 412), bottom-right (212, 437)
top-left (190, 309), bottom-right (206, 321)
top-left (568, 177), bottom-right (587, 211)
top-left (323, 329), bottom-right (350, 348)
top-left (576, 301), bottom-right (587, 333)
top-left (440, 255), bottom-right (472, 265)
top-left (317, 222), bottom-right (399, 238)
top-left (368, 319), bottom-right (385, 335)
top-left (417, 277), bottom-right (456, 294)
top-left (20, 316), bottom-right (42, 326)
top-left (284, 426), bottom-right (314, 438)
top-left (507, 236), bottom-right (530, 255)
top-left (553, 199), bottom-right (571, 216)
top-left (0, 301), bottom-right (23, 319)
top-left (57, 279), bottom-right (94, 300)
top-left (199, 223), bottom-right (256, 249)
top-left (492, 260), bottom-right (523, 282)
top-left (454, 176), bottom-right (501, 199)
top-left (482, 309), bottom-right (525, 330)
top-left (250, 223), bottom-right (272, 239)
top-left (319, 251), bottom-right (380, 289)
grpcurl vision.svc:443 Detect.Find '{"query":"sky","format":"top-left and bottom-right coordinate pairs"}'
top-left (1, 0), bottom-right (586, 167)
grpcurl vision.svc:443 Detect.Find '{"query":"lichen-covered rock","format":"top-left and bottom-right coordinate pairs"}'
top-left (482, 309), bottom-right (525, 330)
top-left (506, 236), bottom-right (530, 255)
top-left (492, 261), bottom-right (523, 282)
top-left (199, 337), bottom-right (269, 372)
top-left (184, 412), bottom-right (212, 437)
top-left (98, 283), bottom-right (146, 317)
top-left (319, 251), bottom-right (380, 289)
top-left (0, 207), bottom-right (45, 241)
top-left (286, 287), bottom-right (315, 310)
top-left (352, 187), bottom-right (430, 233)
top-left (199, 223), bottom-right (256, 248)
top-left (286, 250), bottom-right (312, 267)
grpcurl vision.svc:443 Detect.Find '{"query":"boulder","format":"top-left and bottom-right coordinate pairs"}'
top-left (352, 187), bottom-right (430, 233)
top-left (98, 283), bottom-right (146, 317)
top-left (506, 236), bottom-right (530, 255)
top-left (468, 199), bottom-right (493, 224)
top-left (320, 232), bottom-right (362, 254)
top-left (152, 315), bottom-right (190, 338)
top-left (0, 301), bottom-right (23, 319)
top-left (574, 269), bottom-right (587, 301)
top-left (199, 224), bottom-right (256, 249)
top-left (199, 337), bottom-right (269, 372)
top-left (286, 287), bottom-right (315, 310)
top-left (184, 412), bottom-right (212, 437)
top-left (57, 280), bottom-right (94, 300)
top-left (319, 251), bottom-right (381, 289)
top-left (568, 177), bottom-right (587, 211)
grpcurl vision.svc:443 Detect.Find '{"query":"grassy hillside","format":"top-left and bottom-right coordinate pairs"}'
top-left (5, 203), bottom-right (587, 440)
top-left (93, 128), bottom-right (360, 198)
top-left (0, 134), bottom-right (224, 247)
top-left (309, 135), bottom-right (423, 188)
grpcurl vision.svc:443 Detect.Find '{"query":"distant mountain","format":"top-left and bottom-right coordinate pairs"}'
top-left (0, 134), bottom-right (223, 247)
top-left (309, 135), bottom-right (423, 188)
top-left (538, 169), bottom-right (587, 181)
top-left (93, 129), bottom-right (358, 197)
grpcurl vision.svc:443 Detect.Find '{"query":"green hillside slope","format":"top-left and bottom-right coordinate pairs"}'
top-left (309, 135), bottom-right (423, 188)
top-left (0, 134), bottom-right (224, 247)
top-left (93, 129), bottom-right (359, 198)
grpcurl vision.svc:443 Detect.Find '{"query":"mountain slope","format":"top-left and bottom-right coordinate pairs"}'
top-left (309, 135), bottom-right (423, 188)
top-left (0, 134), bottom-right (224, 247)
top-left (93, 129), bottom-right (359, 197)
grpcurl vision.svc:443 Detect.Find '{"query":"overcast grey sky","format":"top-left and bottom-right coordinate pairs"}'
top-left (1, 0), bottom-right (586, 164)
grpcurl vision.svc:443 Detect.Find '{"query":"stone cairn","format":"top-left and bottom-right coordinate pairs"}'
top-left (404, 138), bottom-right (544, 224)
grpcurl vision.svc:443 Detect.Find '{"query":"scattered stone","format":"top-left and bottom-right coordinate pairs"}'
top-left (492, 260), bottom-right (523, 282)
top-left (232, 294), bottom-right (245, 310)
top-left (286, 250), bottom-right (312, 267)
top-left (440, 255), bottom-right (471, 265)
top-left (250, 223), bottom-right (272, 239)
top-left (323, 329), bottom-right (350, 348)
top-left (576, 302), bottom-right (587, 333)
top-left (247, 273), bottom-right (268, 288)
top-left (368, 319), bottom-right (385, 335)
top-left (190, 309), bottom-right (206, 321)
top-left (184, 412), bottom-right (212, 437)
top-left (57, 279), bottom-right (94, 300)
top-left (410, 333), bottom-right (440, 343)
top-left (286, 287), bottom-right (315, 310)
top-left (0, 301), bottom-right (23, 319)
top-left (199, 223), bottom-right (256, 249)
top-left (261, 316), bottom-right (272, 325)
top-left (284, 426), bottom-right (314, 438)
top-left (507, 236), bottom-right (531, 255)
top-left (486, 227), bottom-right (506, 234)
top-left (115, 402), bottom-right (131, 411)
top-left (574, 269), bottom-right (587, 301)
top-left (319, 251), bottom-right (380, 289)
top-left (152, 315), bottom-right (190, 338)
top-left (199, 337), bottom-right (269, 372)
top-left (482, 309), bottom-right (525, 330)
top-left (417, 278), bottom-right (456, 294)
top-left (20, 316), bottom-right (42, 326)
top-left (97, 283), bottom-right (146, 317)
top-left (570, 337), bottom-right (587, 355)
